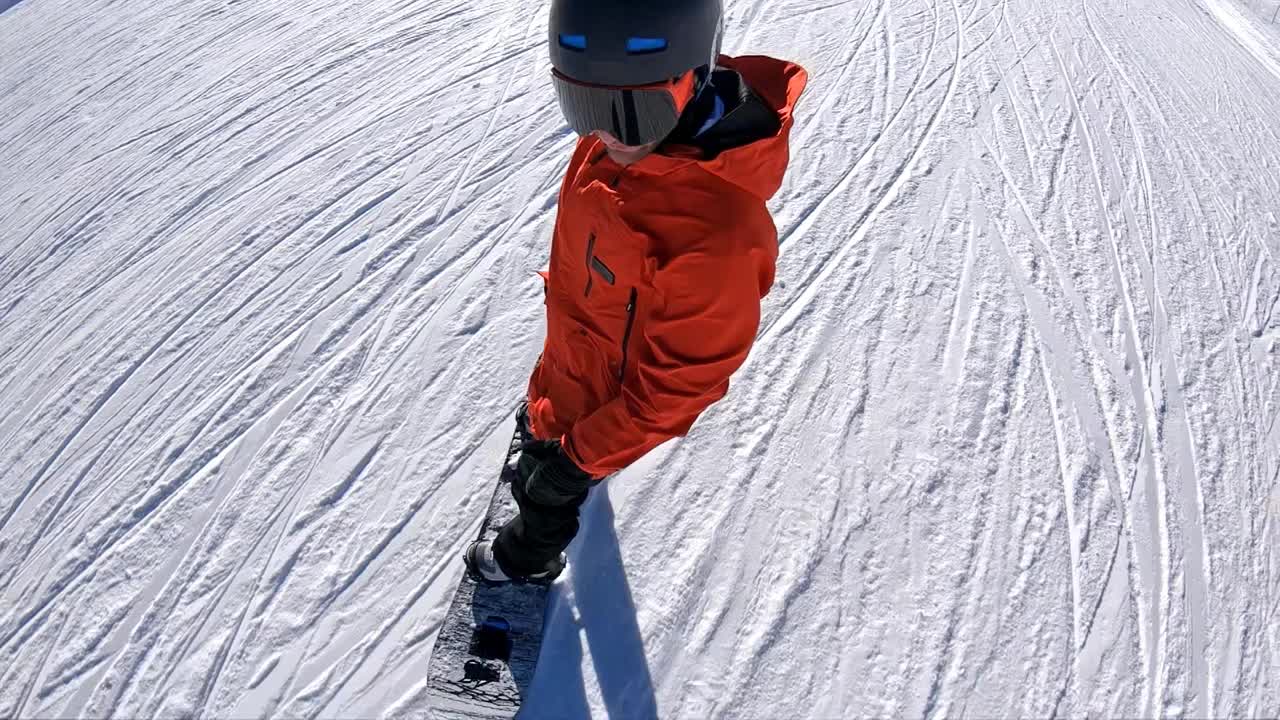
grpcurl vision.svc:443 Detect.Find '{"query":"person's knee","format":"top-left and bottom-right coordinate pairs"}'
top-left (518, 450), bottom-right (594, 506)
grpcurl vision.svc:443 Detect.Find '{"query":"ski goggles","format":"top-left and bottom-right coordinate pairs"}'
top-left (551, 69), bottom-right (698, 147)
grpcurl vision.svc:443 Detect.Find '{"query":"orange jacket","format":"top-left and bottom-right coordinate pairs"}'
top-left (527, 55), bottom-right (808, 478)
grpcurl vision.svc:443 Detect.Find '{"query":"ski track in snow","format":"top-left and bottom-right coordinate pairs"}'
top-left (1, 0), bottom-right (1278, 716)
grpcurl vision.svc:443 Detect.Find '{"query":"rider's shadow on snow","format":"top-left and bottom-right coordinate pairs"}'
top-left (521, 485), bottom-right (659, 719)
top-left (1, 0), bottom-right (25, 13)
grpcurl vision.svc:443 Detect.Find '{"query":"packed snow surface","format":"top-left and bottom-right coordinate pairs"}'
top-left (2, 0), bottom-right (1278, 716)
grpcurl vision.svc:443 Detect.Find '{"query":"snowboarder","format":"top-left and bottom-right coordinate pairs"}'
top-left (466, 0), bottom-right (808, 583)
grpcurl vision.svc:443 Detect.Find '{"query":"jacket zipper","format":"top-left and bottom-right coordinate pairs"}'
top-left (583, 234), bottom-right (597, 297)
top-left (619, 288), bottom-right (638, 381)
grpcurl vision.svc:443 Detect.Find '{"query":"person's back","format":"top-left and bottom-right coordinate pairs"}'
top-left (466, 0), bottom-right (808, 583)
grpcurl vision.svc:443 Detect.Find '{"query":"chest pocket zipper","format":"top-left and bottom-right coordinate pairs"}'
top-left (619, 288), bottom-right (638, 382)
top-left (584, 234), bottom-right (616, 297)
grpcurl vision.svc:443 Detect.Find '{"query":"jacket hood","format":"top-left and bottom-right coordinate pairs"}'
top-left (639, 55), bottom-right (808, 201)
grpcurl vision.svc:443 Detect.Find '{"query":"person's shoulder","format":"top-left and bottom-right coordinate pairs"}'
top-left (628, 177), bottom-right (773, 256)
top-left (639, 163), bottom-right (771, 223)
top-left (681, 170), bottom-right (776, 253)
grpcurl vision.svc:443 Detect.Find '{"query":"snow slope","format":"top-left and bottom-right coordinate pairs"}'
top-left (1, 0), bottom-right (1277, 716)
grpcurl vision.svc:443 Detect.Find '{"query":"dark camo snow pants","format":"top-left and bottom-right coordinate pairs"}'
top-left (492, 406), bottom-right (593, 577)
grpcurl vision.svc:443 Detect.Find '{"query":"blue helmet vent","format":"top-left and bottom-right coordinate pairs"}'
top-left (626, 37), bottom-right (668, 54)
top-left (559, 34), bottom-right (588, 51)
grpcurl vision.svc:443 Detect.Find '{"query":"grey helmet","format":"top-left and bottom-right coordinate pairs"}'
top-left (550, 0), bottom-right (723, 86)
top-left (549, 0), bottom-right (723, 145)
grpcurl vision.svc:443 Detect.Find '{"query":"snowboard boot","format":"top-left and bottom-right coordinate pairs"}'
top-left (464, 540), bottom-right (566, 586)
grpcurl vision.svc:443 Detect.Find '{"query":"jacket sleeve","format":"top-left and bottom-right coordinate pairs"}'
top-left (560, 242), bottom-right (774, 478)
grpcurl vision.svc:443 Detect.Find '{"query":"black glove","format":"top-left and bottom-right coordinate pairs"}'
top-left (516, 439), bottom-right (595, 506)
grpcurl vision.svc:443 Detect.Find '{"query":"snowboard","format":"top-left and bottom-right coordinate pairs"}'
top-left (425, 425), bottom-right (549, 719)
